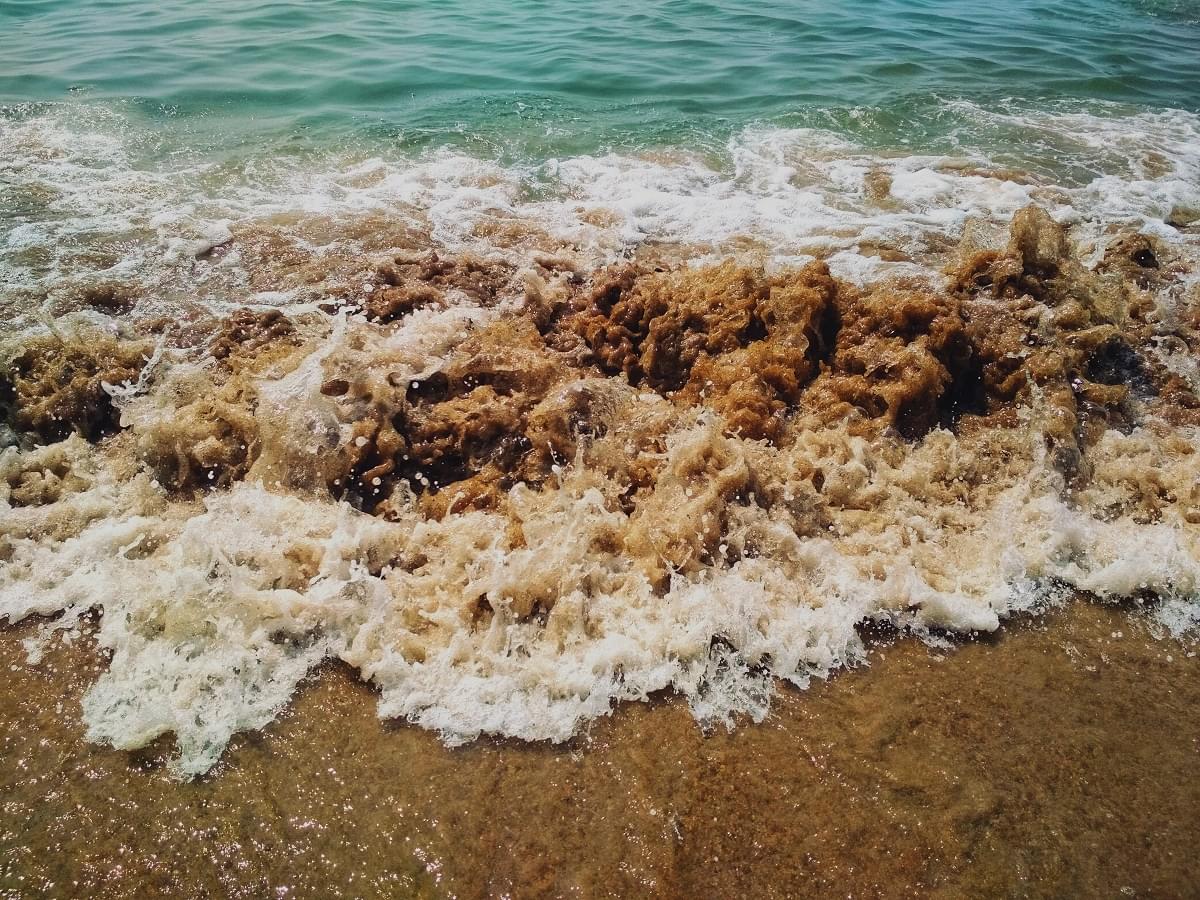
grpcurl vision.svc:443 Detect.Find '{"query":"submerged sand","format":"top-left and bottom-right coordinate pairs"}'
top-left (2, 600), bottom-right (1198, 898)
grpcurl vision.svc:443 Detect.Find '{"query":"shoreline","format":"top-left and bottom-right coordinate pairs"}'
top-left (2, 201), bottom-right (1199, 775)
top-left (2, 599), bottom-right (1198, 897)
top-left (2, 97), bottom-right (1199, 898)
top-left (3, 6), bottom-right (1200, 898)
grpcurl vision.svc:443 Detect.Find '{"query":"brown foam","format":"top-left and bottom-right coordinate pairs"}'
top-left (363, 251), bottom-right (517, 323)
top-left (16, 204), bottom-right (1193, 524)
top-left (1, 331), bottom-right (153, 442)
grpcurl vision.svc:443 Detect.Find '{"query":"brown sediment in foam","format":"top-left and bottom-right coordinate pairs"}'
top-left (954, 209), bottom-right (1200, 435)
top-left (62, 204), bottom-right (1188, 501)
top-left (157, 207), bottom-right (1180, 511)
top-left (313, 205), bottom-right (1197, 522)
top-left (122, 311), bottom-right (308, 493)
top-left (225, 215), bottom-right (435, 302)
top-left (7, 203), bottom-right (1199, 552)
top-left (567, 260), bottom-right (839, 441)
top-left (1, 204), bottom-right (1198, 776)
top-left (208, 307), bottom-right (299, 361)
top-left (9, 205), bottom-right (1200, 545)
top-left (2, 603), bottom-right (1199, 898)
top-left (363, 250), bottom-right (517, 323)
top-left (0, 331), bottom-right (153, 442)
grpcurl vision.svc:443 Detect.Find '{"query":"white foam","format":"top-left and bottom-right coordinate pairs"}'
top-left (3, 402), bottom-right (1197, 776)
top-left (3, 99), bottom-right (1200, 776)
top-left (4, 100), bottom-right (1199, 323)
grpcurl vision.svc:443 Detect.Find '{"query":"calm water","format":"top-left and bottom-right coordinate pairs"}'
top-left (2, 0), bottom-right (1200, 155)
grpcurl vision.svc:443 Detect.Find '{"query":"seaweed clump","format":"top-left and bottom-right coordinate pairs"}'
top-left (209, 308), bottom-right (297, 361)
top-left (946, 207), bottom-right (1200, 474)
top-left (803, 285), bottom-right (980, 439)
top-left (325, 316), bottom-right (573, 519)
top-left (568, 261), bottom-right (840, 440)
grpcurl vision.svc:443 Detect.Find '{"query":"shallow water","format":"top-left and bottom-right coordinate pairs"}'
top-left (3, 0), bottom-right (1200, 149)
top-left (4, 1), bottom-right (1200, 316)
top-left (3, 602), bottom-right (1199, 898)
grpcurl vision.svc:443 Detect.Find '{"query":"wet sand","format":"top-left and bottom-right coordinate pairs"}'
top-left (2, 600), bottom-right (1197, 899)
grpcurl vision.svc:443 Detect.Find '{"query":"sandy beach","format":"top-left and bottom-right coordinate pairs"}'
top-left (4, 599), bottom-right (1197, 898)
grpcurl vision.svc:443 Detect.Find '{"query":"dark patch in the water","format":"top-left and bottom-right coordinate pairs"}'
top-left (1085, 337), bottom-right (1156, 398)
top-left (1, 333), bottom-right (151, 442)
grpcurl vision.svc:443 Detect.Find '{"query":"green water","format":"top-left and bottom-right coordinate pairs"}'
top-left (2, 0), bottom-right (1199, 311)
top-left (2, 0), bottom-right (1200, 156)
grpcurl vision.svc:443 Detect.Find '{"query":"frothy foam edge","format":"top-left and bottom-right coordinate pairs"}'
top-left (2, 100), bottom-right (1199, 777)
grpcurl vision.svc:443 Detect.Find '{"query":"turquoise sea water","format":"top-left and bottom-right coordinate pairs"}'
top-left (2, 0), bottom-right (1200, 156)
top-left (2, 0), bottom-right (1200, 313)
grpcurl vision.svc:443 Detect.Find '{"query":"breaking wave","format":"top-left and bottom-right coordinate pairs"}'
top-left (2, 100), bottom-right (1199, 776)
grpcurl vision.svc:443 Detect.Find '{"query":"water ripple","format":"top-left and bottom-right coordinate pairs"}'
top-left (0, 0), bottom-right (1196, 146)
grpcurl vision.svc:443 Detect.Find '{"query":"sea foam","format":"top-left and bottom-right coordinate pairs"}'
top-left (2, 101), bottom-right (1199, 776)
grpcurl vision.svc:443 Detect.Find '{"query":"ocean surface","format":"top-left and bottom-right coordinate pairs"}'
top-left (2, 0), bottom-right (1200, 780)
top-left (2, 0), bottom-right (1200, 316)
top-left (2, 0), bottom-right (1200, 296)
top-left (3, 0), bottom-right (1200, 145)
